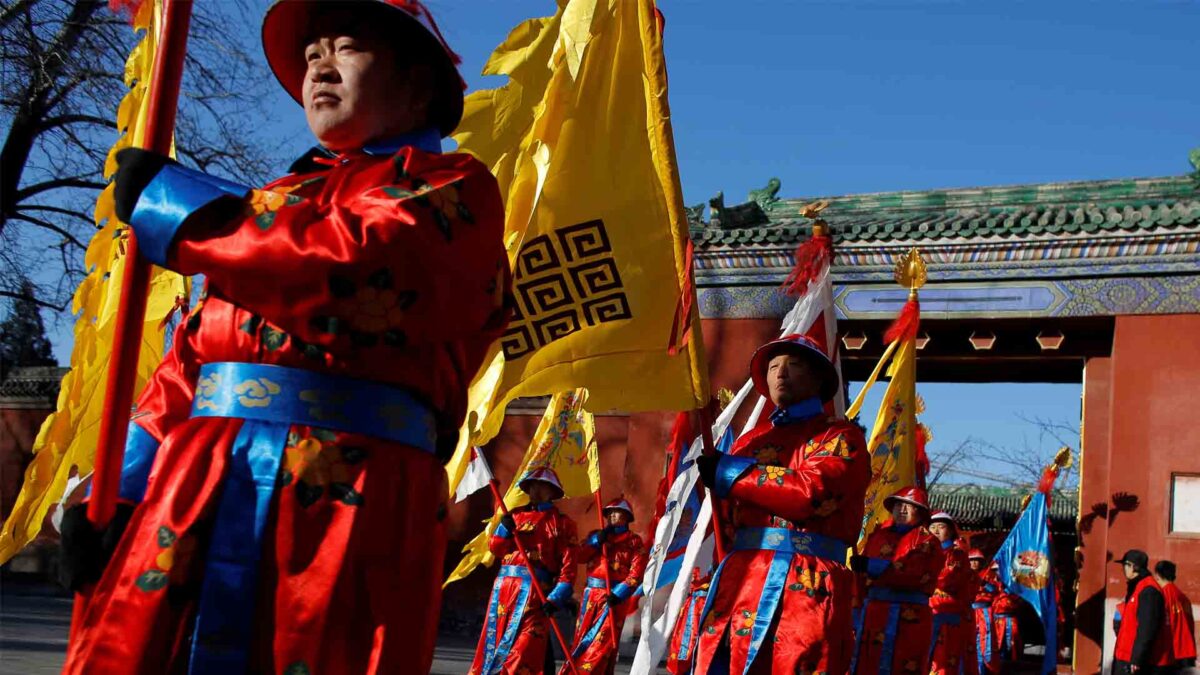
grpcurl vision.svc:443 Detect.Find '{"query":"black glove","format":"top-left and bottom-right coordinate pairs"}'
top-left (848, 554), bottom-right (869, 573)
top-left (499, 514), bottom-right (516, 535)
top-left (606, 592), bottom-right (622, 607)
top-left (113, 148), bottom-right (175, 223)
top-left (696, 454), bottom-right (720, 490)
top-left (58, 502), bottom-right (136, 591)
top-left (541, 601), bottom-right (558, 616)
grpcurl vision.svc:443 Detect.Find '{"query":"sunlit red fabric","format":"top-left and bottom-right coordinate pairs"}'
top-left (693, 417), bottom-right (869, 674)
top-left (569, 528), bottom-right (648, 673)
top-left (61, 146), bottom-right (510, 673)
top-left (930, 541), bottom-right (979, 674)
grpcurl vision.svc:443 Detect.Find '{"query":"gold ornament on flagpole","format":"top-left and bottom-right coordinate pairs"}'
top-left (893, 247), bottom-right (927, 299)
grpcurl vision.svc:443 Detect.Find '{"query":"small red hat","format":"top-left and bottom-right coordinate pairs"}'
top-left (262, 0), bottom-right (466, 137)
top-left (929, 511), bottom-right (956, 527)
top-left (883, 486), bottom-right (930, 512)
top-left (518, 466), bottom-right (564, 501)
top-left (749, 334), bottom-right (839, 402)
top-left (602, 497), bottom-right (635, 522)
top-left (968, 549), bottom-right (986, 561)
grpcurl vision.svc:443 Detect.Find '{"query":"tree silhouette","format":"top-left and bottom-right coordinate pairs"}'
top-left (0, 277), bottom-right (55, 377)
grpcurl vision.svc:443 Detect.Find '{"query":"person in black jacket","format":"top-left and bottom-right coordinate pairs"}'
top-left (1112, 549), bottom-right (1174, 674)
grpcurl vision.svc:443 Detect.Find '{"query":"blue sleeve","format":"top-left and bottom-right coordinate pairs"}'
top-left (494, 522), bottom-right (514, 538)
top-left (866, 557), bottom-right (891, 578)
top-left (713, 455), bottom-right (756, 498)
top-left (118, 422), bottom-right (161, 503)
top-left (129, 163), bottom-right (250, 266)
top-left (548, 581), bottom-right (573, 605)
top-left (612, 582), bottom-right (635, 601)
top-left (584, 531), bottom-right (603, 549)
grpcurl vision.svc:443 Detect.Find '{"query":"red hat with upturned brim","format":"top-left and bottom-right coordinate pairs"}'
top-left (968, 549), bottom-right (986, 561)
top-left (262, 0), bottom-right (465, 137)
top-left (602, 497), bottom-right (635, 523)
top-left (517, 466), bottom-right (565, 501)
top-left (749, 334), bottom-right (839, 402)
top-left (883, 486), bottom-right (930, 512)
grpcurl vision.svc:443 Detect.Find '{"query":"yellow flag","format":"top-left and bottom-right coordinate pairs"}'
top-left (447, 0), bottom-right (708, 490)
top-left (846, 249), bottom-right (927, 548)
top-left (445, 388), bottom-right (598, 586)
top-left (0, 0), bottom-right (188, 562)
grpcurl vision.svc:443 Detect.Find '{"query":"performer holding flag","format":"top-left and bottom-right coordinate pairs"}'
top-left (928, 511), bottom-right (978, 675)
top-left (691, 332), bottom-right (869, 674)
top-left (563, 497), bottom-right (648, 675)
top-left (59, 1), bottom-right (510, 672)
top-left (969, 549), bottom-right (1002, 674)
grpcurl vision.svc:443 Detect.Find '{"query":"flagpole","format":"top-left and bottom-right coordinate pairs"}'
top-left (487, 479), bottom-right (581, 675)
top-left (592, 492), bottom-right (623, 655)
top-left (89, 0), bottom-right (194, 530)
top-left (695, 407), bottom-right (728, 561)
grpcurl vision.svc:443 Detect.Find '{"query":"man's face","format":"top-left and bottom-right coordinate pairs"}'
top-left (969, 559), bottom-right (983, 572)
top-left (1123, 561), bottom-right (1138, 580)
top-left (526, 482), bottom-right (555, 504)
top-left (606, 510), bottom-right (630, 527)
top-left (891, 501), bottom-right (921, 526)
top-left (929, 522), bottom-right (953, 543)
top-left (766, 352), bottom-right (820, 407)
top-left (301, 25), bottom-right (431, 151)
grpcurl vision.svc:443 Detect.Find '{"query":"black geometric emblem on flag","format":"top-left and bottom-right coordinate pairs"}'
top-left (501, 219), bottom-right (631, 359)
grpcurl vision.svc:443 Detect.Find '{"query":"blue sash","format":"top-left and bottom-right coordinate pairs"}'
top-left (975, 605), bottom-right (994, 670)
top-left (697, 527), bottom-right (849, 675)
top-left (587, 576), bottom-right (611, 589)
top-left (852, 586), bottom-right (932, 675)
top-left (481, 565), bottom-right (539, 674)
top-left (185, 362), bottom-right (436, 673)
top-left (677, 588), bottom-right (708, 662)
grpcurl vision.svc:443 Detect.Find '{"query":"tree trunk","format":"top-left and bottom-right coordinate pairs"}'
top-left (0, 0), bottom-right (106, 237)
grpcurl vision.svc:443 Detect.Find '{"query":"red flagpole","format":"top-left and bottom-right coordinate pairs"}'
top-left (487, 479), bottom-right (581, 675)
top-left (89, 0), bottom-right (194, 529)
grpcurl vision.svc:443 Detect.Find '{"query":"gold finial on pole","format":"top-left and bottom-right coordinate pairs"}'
top-left (893, 247), bottom-right (927, 299)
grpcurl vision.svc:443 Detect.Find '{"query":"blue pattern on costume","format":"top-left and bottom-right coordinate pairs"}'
top-left (768, 396), bottom-right (823, 427)
top-left (481, 565), bottom-right (535, 675)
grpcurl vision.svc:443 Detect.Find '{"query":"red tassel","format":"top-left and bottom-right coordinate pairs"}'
top-left (108, 0), bottom-right (144, 20)
top-left (915, 423), bottom-right (930, 489)
top-left (1038, 465), bottom-right (1059, 495)
top-left (883, 297), bottom-right (920, 345)
top-left (782, 234), bottom-right (832, 297)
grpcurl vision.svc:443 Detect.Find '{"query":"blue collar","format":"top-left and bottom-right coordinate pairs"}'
top-left (769, 397), bottom-right (824, 427)
top-left (531, 501), bottom-right (555, 512)
top-left (892, 523), bottom-right (915, 535)
top-left (941, 540), bottom-right (955, 550)
top-left (361, 127), bottom-right (442, 156)
top-left (607, 525), bottom-right (628, 535)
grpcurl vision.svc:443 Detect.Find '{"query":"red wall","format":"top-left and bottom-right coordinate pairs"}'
top-left (1074, 315), bottom-right (1200, 673)
top-left (0, 407), bottom-right (51, 521)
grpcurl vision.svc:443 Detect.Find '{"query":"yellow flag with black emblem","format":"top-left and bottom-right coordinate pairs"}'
top-left (446, 389), bottom-right (598, 585)
top-left (447, 0), bottom-right (708, 485)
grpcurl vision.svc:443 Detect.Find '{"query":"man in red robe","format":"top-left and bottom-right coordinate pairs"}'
top-left (850, 486), bottom-right (944, 675)
top-left (666, 569), bottom-right (712, 675)
top-left (58, 2), bottom-right (510, 673)
top-left (992, 581), bottom-right (1024, 664)
top-left (562, 497), bottom-right (648, 675)
top-left (471, 468), bottom-right (580, 675)
top-left (928, 512), bottom-right (977, 675)
top-left (692, 334), bottom-right (869, 674)
top-left (1155, 560), bottom-right (1197, 669)
top-left (968, 550), bottom-right (1001, 674)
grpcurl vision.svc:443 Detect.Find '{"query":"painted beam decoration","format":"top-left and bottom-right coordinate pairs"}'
top-left (690, 167), bottom-right (1200, 320)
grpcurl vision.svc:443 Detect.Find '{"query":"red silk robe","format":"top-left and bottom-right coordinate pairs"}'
top-left (929, 542), bottom-right (977, 675)
top-left (1163, 581), bottom-right (1197, 664)
top-left (63, 144), bottom-right (510, 675)
top-left (563, 527), bottom-right (648, 675)
top-left (470, 503), bottom-right (579, 675)
top-left (693, 415), bottom-right (869, 675)
top-left (851, 521), bottom-right (943, 675)
top-left (972, 569), bottom-right (1001, 674)
top-left (991, 590), bottom-right (1023, 663)
top-left (667, 572), bottom-right (711, 675)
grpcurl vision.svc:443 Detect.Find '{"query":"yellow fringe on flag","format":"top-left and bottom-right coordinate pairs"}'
top-left (0, 0), bottom-right (188, 562)
top-left (445, 389), bottom-right (598, 587)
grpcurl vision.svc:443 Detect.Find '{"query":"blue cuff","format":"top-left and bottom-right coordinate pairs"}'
top-left (984, 583), bottom-right (997, 593)
top-left (612, 582), bottom-right (634, 601)
top-left (129, 163), bottom-right (250, 266)
top-left (866, 557), bottom-right (891, 578)
top-left (585, 531), bottom-right (603, 548)
top-left (548, 581), bottom-right (572, 605)
top-left (494, 522), bottom-right (513, 539)
top-left (713, 455), bottom-right (757, 498)
top-left (118, 422), bottom-right (160, 503)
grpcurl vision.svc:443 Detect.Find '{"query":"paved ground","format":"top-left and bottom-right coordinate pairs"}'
top-left (0, 580), bottom-right (654, 674)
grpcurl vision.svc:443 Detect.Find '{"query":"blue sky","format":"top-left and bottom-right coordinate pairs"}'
top-left (40, 0), bottom-right (1198, 485)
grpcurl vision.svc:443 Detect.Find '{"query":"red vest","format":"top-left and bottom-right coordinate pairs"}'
top-left (1162, 582), bottom-right (1197, 661)
top-left (1114, 575), bottom-right (1174, 666)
